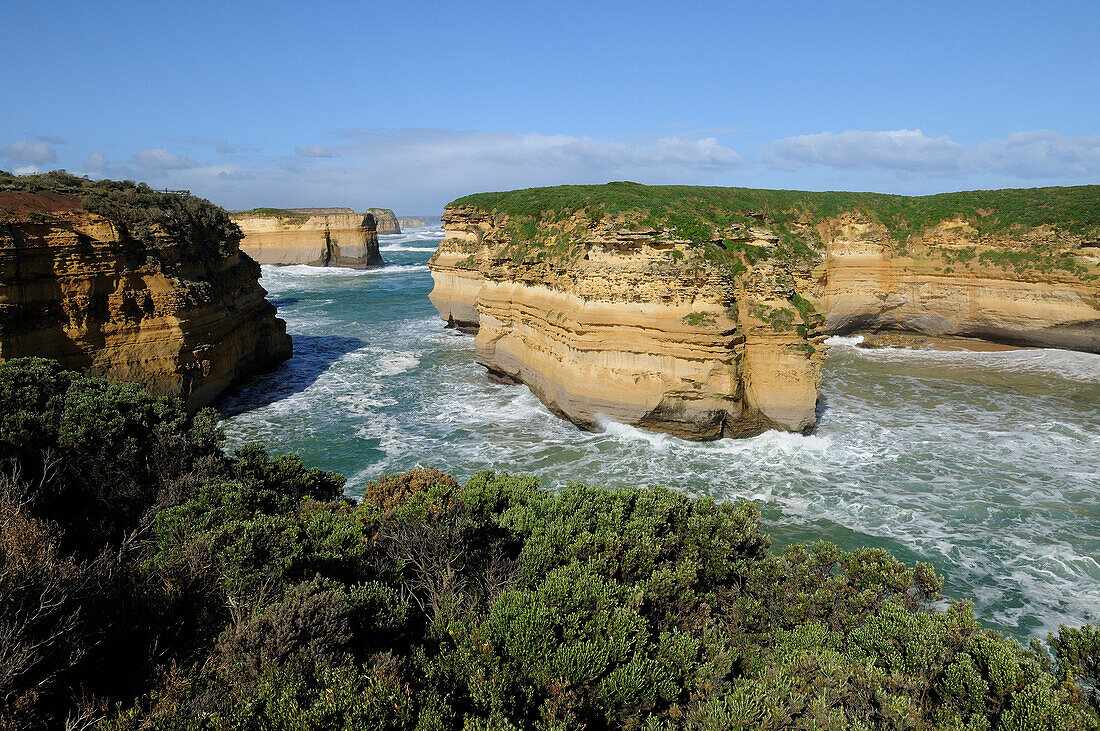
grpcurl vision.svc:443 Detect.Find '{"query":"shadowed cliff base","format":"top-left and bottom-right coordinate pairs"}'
top-left (214, 333), bottom-right (365, 417)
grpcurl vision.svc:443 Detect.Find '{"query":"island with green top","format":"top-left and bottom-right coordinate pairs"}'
top-left (429, 182), bottom-right (1100, 440)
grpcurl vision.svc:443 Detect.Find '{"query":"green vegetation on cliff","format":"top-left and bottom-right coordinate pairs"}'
top-left (0, 171), bottom-right (242, 256)
top-left (231, 207), bottom-right (311, 225)
top-left (452, 181), bottom-right (1100, 244)
top-left (1, 358), bottom-right (1098, 729)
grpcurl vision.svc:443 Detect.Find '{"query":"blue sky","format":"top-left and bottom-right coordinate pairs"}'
top-left (2, 0), bottom-right (1098, 213)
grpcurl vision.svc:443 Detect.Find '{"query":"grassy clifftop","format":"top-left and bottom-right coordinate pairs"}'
top-left (230, 207), bottom-right (312, 225)
top-left (451, 181), bottom-right (1100, 244)
top-left (0, 170), bottom-right (240, 256)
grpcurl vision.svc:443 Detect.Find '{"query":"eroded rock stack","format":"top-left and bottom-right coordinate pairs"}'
top-left (368, 208), bottom-right (401, 234)
top-left (430, 206), bottom-right (825, 439)
top-left (231, 208), bottom-right (386, 267)
top-left (0, 173), bottom-right (292, 410)
top-left (429, 183), bottom-right (1100, 440)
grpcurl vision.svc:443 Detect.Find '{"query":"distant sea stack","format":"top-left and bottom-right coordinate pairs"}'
top-left (429, 183), bottom-right (1100, 440)
top-left (0, 172), bottom-right (292, 410)
top-left (399, 216), bottom-right (442, 228)
top-left (231, 208), bottom-right (388, 268)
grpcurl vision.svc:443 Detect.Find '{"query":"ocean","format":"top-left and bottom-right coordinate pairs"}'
top-left (218, 226), bottom-right (1100, 642)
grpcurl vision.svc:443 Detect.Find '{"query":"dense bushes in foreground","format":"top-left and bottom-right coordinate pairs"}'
top-left (0, 358), bottom-right (1097, 729)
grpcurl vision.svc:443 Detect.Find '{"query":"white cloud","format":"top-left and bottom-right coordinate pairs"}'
top-left (132, 148), bottom-right (196, 170)
top-left (12, 165), bottom-right (42, 175)
top-left (36, 135), bottom-right (67, 145)
top-left (144, 129), bottom-right (744, 212)
top-left (324, 129), bottom-right (743, 210)
top-left (84, 149), bottom-right (108, 172)
top-left (177, 137), bottom-right (258, 155)
top-left (80, 149), bottom-right (135, 179)
top-left (770, 129), bottom-right (962, 172)
top-left (82, 125), bottom-right (1100, 215)
top-left (768, 128), bottom-right (1100, 179)
top-left (332, 128), bottom-right (741, 185)
top-left (1, 139), bottom-right (58, 164)
top-left (976, 130), bottom-right (1100, 178)
top-left (295, 144), bottom-right (338, 158)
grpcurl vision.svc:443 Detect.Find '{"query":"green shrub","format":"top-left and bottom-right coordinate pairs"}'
top-left (451, 181), bottom-right (1100, 246)
top-left (0, 170), bottom-right (242, 256)
top-left (1051, 624), bottom-right (1100, 714)
top-left (0, 360), bottom-right (1095, 729)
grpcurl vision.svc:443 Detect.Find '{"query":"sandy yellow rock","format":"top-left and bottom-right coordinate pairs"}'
top-left (0, 192), bottom-right (291, 410)
top-left (367, 208), bottom-right (401, 234)
top-left (815, 215), bottom-right (1100, 351)
top-left (231, 208), bottom-right (385, 267)
top-left (429, 206), bottom-right (825, 439)
top-left (429, 202), bottom-right (1098, 441)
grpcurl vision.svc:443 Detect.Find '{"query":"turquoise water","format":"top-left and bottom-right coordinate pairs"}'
top-left (219, 227), bottom-right (1100, 641)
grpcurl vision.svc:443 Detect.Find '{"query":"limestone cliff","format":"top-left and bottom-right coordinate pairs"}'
top-left (231, 208), bottom-right (385, 267)
top-left (817, 215), bottom-right (1100, 351)
top-left (368, 208), bottom-right (401, 234)
top-left (430, 206), bottom-right (826, 439)
top-left (0, 172), bottom-right (292, 410)
top-left (429, 183), bottom-right (1099, 440)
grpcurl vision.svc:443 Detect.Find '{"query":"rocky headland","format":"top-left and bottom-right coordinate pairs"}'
top-left (0, 172), bottom-right (291, 410)
top-left (429, 183), bottom-right (1100, 440)
top-left (230, 207), bottom-right (395, 267)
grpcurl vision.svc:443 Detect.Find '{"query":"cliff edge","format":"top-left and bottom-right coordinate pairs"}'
top-left (0, 172), bottom-right (292, 410)
top-left (429, 183), bottom-right (1100, 440)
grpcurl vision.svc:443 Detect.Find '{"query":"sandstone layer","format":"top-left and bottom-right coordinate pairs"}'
top-left (817, 215), bottom-right (1100, 352)
top-left (429, 184), bottom-right (1100, 440)
top-left (231, 208), bottom-right (385, 268)
top-left (0, 173), bottom-right (292, 410)
top-left (430, 207), bottom-right (825, 439)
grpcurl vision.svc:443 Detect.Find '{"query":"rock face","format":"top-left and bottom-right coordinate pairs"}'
top-left (430, 207), bottom-right (825, 440)
top-left (0, 173), bottom-right (292, 411)
top-left (368, 208), bottom-right (401, 234)
top-left (231, 208), bottom-right (385, 267)
top-left (818, 215), bottom-right (1100, 352)
top-left (429, 184), bottom-right (1100, 440)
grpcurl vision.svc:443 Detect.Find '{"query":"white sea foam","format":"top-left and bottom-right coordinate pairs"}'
top-left (379, 227), bottom-right (445, 245)
top-left (261, 263), bottom-right (428, 280)
top-left (826, 333), bottom-right (1100, 383)
top-left (380, 245), bottom-right (440, 252)
top-left (599, 418), bottom-right (675, 450)
top-left (824, 334), bottom-right (865, 347)
top-left (375, 352), bottom-right (421, 377)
